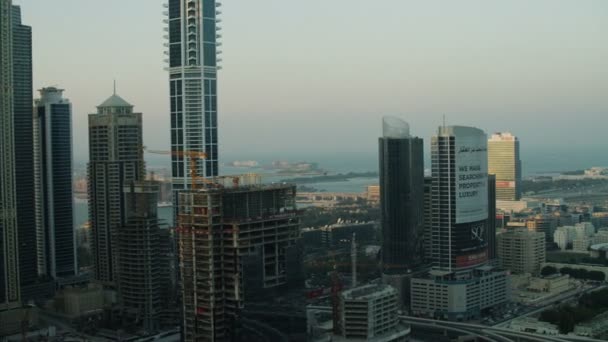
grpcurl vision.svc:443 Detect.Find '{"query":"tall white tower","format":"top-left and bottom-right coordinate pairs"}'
top-left (166, 0), bottom-right (222, 194)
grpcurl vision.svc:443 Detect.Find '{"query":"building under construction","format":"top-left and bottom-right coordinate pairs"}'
top-left (117, 181), bottom-right (164, 332)
top-left (177, 175), bottom-right (301, 342)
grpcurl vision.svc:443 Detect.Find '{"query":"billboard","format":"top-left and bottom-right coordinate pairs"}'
top-left (455, 132), bottom-right (488, 224)
top-left (455, 250), bottom-right (488, 268)
top-left (496, 181), bottom-right (515, 188)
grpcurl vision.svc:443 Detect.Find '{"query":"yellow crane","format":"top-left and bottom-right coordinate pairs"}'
top-left (144, 147), bottom-right (265, 190)
top-left (144, 148), bottom-right (215, 190)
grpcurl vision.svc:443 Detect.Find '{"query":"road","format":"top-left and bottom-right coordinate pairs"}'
top-left (401, 316), bottom-right (605, 342)
top-left (495, 284), bottom-right (606, 329)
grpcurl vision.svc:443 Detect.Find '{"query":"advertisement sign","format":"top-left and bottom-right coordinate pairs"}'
top-left (455, 134), bottom-right (488, 224)
top-left (455, 250), bottom-right (488, 268)
top-left (496, 181), bottom-right (515, 188)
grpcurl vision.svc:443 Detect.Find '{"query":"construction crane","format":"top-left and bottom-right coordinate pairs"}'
top-left (144, 148), bottom-right (213, 190)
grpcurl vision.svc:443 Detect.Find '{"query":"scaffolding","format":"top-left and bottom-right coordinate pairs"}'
top-left (177, 182), bottom-right (300, 342)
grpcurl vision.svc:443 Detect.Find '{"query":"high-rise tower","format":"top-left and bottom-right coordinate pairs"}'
top-left (166, 0), bottom-right (220, 192)
top-left (488, 132), bottom-right (522, 201)
top-left (13, 3), bottom-right (42, 302)
top-left (0, 0), bottom-right (20, 309)
top-left (430, 126), bottom-right (489, 271)
top-left (411, 125), bottom-right (508, 321)
top-left (378, 117), bottom-right (424, 272)
top-left (88, 92), bottom-right (145, 284)
top-left (118, 181), bottom-right (163, 331)
top-left (177, 179), bottom-right (301, 341)
top-left (34, 87), bottom-right (75, 279)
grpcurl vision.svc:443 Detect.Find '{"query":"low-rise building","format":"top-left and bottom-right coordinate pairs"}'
top-left (510, 317), bottom-right (559, 335)
top-left (339, 284), bottom-right (410, 341)
top-left (593, 230), bottom-right (608, 245)
top-left (497, 229), bottom-right (545, 275)
top-left (591, 213), bottom-right (608, 230)
top-left (54, 284), bottom-right (105, 318)
top-left (573, 237), bottom-right (591, 252)
top-left (526, 274), bottom-right (570, 293)
top-left (307, 284), bottom-right (411, 342)
top-left (410, 266), bottom-right (509, 321)
top-left (509, 274), bottom-right (575, 305)
top-left (573, 311), bottom-right (608, 337)
top-left (555, 223), bottom-right (596, 251)
top-left (589, 243), bottom-right (608, 259)
top-left (496, 199), bottom-right (541, 213)
top-left (526, 215), bottom-right (557, 243)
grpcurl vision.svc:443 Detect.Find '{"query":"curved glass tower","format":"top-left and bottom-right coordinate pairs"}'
top-left (379, 117), bottom-right (424, 273)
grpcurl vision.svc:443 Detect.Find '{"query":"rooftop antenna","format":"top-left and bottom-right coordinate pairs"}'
top-left (113, 79), bottom-right (116, 95)
top-left (442, 114), bottom-right (446, 128)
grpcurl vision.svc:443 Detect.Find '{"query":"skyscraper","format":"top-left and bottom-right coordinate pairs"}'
top-left (34, 87), bottom-right (75, 279)
top-left (12, 3), bottom-right (43, 302)
top-left (379, 117), bottom-right (424, 272)
top-left (118, 182), bottom-right (163, 331)
top-left (177, 178), bottom-right (301, 341)
top-left (88, 92), bottom-right (145, 284)
top-left (430, 126), bottom-right (489, 271)
top-left (167, 0), bottom-right (220, 192)
top-left (411, 125), bottom-right (508, 321)
top-left (488, 132), bottom-right (522, 201)
top-left (0, 0), bottom-right (20, 309)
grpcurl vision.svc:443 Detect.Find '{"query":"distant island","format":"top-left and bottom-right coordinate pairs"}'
top-left (227, 160), bottom-right (259, 168)
top-left (264, 160), bottom-right (324, 175)
top-left (281, 171), bottom-right (378, 184)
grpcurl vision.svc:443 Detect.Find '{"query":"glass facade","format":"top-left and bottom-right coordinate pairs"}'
top-left (488, 132), bottom-right (522, 201)
top-left (168, 0), bottom-right (219, 194)
top-left (88, 95), bottom-right (145, 284)
top-left (36, 91), bottom-right (75, 279)
top-left (13, 4), bottom-right (44, 301)
top-left (379, 136), bottom-right (425, 272)
top-left (0, 0), bottom-right (19, 307)
top-left (430, 126), bottom-right (489, 271)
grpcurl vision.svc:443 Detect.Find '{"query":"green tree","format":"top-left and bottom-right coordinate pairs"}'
top-left (541, 266), bottom-right (557, 276)
top-left (588, 271), bottom-right (605, 281)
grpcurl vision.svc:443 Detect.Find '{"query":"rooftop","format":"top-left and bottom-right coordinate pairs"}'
top-left (341, 284), bottom-right (395, 301)
top-left (98, 93), bottom-right (133, 108)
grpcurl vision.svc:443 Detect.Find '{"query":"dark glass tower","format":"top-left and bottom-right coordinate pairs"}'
top-left (167, 0), bottom-right (220, 193)
top-left (34, 87), bottom-right (75, 279)
top-left (0, 0), bottom-right (20, 309)
top-left (13, 4), bottom-right (44, 302)
top-left (379, 117), bottom-right (424, 273)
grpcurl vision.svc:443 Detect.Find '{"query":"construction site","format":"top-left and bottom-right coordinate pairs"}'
top-left (176, 174), bottom-right (302, 341)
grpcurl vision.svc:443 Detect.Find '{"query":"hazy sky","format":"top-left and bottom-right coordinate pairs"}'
top-left (16, 0), bottom-right (608, 163)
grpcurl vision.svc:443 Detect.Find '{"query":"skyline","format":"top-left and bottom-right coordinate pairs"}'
top-left (16, 0), bottom-right (608, 162)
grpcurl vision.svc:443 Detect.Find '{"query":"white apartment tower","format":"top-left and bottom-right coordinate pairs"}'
top-left (166, 0), bottom-right (221, 193)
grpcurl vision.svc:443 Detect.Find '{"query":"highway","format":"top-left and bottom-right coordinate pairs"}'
top-left (400, 316), bottom-right (605, 342)
top-left (495, 284), bottom-right (607, 329)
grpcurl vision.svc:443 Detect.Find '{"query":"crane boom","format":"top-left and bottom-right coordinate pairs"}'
top-left (144, 147), bottom-right (210, 190)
